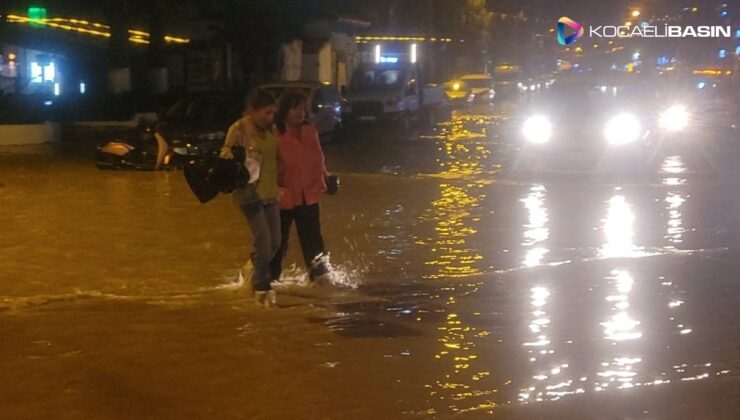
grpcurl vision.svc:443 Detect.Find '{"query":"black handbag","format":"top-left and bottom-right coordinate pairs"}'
top-left (207, 146), bottom-right (248, 193)
top-left (183, 146), bottom-right (249, 203)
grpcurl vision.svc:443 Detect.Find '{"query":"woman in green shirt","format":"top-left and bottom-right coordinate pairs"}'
top-left (220, 89), bottom-right (280, 307)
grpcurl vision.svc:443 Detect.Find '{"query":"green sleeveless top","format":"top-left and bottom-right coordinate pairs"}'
top-left (222, 117), bottom-right (280, 205)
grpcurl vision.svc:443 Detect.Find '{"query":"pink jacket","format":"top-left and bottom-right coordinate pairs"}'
top-left (278, 124), bottom-right (327, 209)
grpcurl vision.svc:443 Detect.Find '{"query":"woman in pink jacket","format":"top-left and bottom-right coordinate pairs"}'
top-left (270, 89), bottom-right (332, 283)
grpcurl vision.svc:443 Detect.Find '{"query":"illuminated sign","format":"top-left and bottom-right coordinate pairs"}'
top-left (28, 6), bottom-right (47, 27)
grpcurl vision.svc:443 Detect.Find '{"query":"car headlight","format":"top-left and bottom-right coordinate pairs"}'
top-left (659, 105), bottom-right (688, 132)
top-left (605, 113), bottom-right (641, 145)
top-left (522, 116), bottom-right (552, 144)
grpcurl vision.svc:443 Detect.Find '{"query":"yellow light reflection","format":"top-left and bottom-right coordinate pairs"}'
top-left (424, 113), bottom-right (495, 415)
top-left (422, 114), bottom-right (492, 279)
top-left (423, 184), bottom-right (484, 279)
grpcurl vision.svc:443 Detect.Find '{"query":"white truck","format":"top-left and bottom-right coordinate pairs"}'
top-left (342, 43), bottom-right (448, 131)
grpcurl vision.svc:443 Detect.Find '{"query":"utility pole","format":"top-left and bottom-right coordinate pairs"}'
top-left (147, 0), bottom-right (168, 95)
top-left (106, 0), bottom-right (131, 94)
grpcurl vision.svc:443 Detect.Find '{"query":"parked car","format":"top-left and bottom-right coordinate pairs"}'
top-left (259, 81), bottom-right (343, 142)
top-left (460, 74), bottom-right (496, 104)
top-left (443, 80), bottom-right (474, 106)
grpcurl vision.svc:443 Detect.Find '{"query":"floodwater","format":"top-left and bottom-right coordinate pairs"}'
top-left (2, 106), bottom-right (740, 419)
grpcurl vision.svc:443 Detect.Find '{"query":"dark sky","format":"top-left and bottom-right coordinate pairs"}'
top-left (494, 0), bottom-right (634, 23)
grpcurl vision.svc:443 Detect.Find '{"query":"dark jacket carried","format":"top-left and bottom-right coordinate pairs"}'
top-left (184, 146), bottom-right (249, 203)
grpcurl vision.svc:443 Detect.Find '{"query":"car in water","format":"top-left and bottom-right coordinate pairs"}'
top-left (492, 63), bottom-right (522, 100)
top-left (259, 81), bottom-right (343, 142)
top-left (442, 80), bottom-right (474, 106)
top-left (460, 73), bottom-right (496, 104)
top-left (509, 74), bottom-right (703, 175)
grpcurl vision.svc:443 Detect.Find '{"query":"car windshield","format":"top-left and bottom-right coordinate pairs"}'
top-left (533, 77), bottom-right (655, 108)
top-left (350, 69), bottom-right (404, 91)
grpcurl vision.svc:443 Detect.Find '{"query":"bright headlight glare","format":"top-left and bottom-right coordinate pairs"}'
top-left (659, 105), bottom-right (689, 132)
top-left (605, 113), bottom-right (641, 145)
top-left (523, 116), bottom-right (552, 144)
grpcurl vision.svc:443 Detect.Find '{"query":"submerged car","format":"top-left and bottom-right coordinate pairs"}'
top-left (460, 74), bottom-right (496, 104)
top-left (510, 75), bottom-right (699, 174)
top-left (443, 80), bottom-right (474, 106)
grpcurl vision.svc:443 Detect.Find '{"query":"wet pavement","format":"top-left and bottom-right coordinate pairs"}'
top-left (2, 105), bottom-right (740, 419)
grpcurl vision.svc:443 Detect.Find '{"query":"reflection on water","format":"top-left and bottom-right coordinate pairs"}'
top-left (521, 185), bottom-right (549, 267)
top-left (423, 113), bottom-right (496, 142)
top-left (661, 155), bottom-right (686, 174)
top-left (661, 155), bottom-right (687, 186)
top-left (519, 283), bottom-right (588, 403)
top-left (602, 270), bottom-right (642, 342)
top-left (661, 155), bottom-right (689, 248)
top-left (665, 193), bottom-right (686, 245)
top-left (598, 193), bottom-right (644, 392)
top-left (423, 113), bottom-right (498, 415)
top-left (420, 114), bottom-right (493, 279)
top-left (601, 194), bottom-right (643, 258)
top-left (422, 184), bottom-right (484, 279)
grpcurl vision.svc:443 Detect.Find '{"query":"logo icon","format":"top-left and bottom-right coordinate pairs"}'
top-left (557, 17), bottom-right (585, 45)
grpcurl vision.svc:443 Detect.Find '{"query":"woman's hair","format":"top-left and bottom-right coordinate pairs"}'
top-left (246, 88), bottom-right (276, 111)
top-left (275, 89), bottom-right (308, 133)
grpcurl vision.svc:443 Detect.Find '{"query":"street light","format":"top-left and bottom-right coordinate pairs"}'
top-left (631, 10), bottom-right (641, 18)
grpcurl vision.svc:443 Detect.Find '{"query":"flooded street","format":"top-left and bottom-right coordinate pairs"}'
top-left (2, 106), bottom-right (740, 419)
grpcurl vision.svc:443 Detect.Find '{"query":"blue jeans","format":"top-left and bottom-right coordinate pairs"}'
top-left (239, 200), bottom-right (281, 291)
